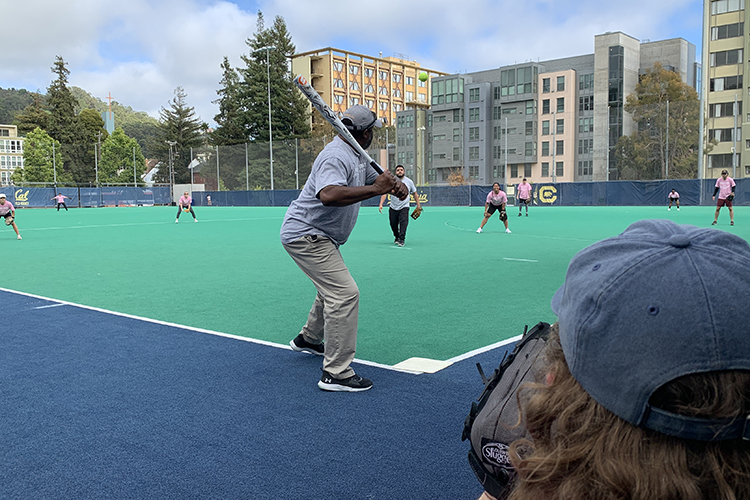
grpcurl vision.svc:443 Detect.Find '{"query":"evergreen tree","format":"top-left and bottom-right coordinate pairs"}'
top-left (12, 127), bottom-right (73, 184)
top-left (212, 57), bottom-right (246, 146)
top-left (151, 87), bottom-right (205, 184)
top-left (0, 87), bottom-right (34, 124)
top-left (13, 92), bottom-right (49, 135)
top-left (46, 56), bottom-right (90, 183)
top-left (99, 128), bottom-right (146, 185)
top-left (235, 12), bottom-right (310, 189)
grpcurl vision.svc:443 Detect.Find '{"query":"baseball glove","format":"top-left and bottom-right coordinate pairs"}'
top-left (410, 206), bottom-right (423, 220)
top-left (5, 216), bottom-right (13, 226)
top-left (727, 193), bottom-right (735, 201)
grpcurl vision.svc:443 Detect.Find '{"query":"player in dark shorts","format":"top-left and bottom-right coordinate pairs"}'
top-left (668, 189), bottom-right (679, 211)
top-left (477, 183), bottom-right (511, 234)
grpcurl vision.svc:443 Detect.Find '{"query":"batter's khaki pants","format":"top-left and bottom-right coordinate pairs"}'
top-left (283, 235), bottom-right (358, 379)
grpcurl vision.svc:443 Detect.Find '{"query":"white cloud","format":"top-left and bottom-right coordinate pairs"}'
top-left (1, 0), bottom-right (701, 126)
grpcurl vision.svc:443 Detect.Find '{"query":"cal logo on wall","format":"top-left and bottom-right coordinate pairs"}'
top-left (14, 189), bottom-right (30, 206)
top-left (534, 185), bottom-right (558, 205)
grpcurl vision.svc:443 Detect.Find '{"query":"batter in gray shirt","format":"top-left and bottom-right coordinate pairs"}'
top-left (280, 135), bottom-right (379, 246)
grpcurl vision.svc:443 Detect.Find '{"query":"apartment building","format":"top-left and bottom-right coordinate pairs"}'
top-left (702, 0), bottom-right (746, 179)
top-left (396, 33), bottom-right (697, 186)
top-left (0, 124), bottom-right (24, 186)
top-left (291, 47), bottom-right (447, 127)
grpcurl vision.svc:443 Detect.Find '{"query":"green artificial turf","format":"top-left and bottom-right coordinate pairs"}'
top-left (3, 204), bottom-right (747, 366)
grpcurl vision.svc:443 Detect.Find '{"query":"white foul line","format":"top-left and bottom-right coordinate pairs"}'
top-left (34, 303), bottom-right (66, 310)
top-left (503, 258), bottom-right (539, 262)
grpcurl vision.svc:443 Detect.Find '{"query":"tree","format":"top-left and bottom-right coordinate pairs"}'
top-left (615, 63), bottom-right (700, 180)
top-left (46, 56), bottom-right (90, 183)
top-left (99, 128), bottom-right (146, 185)
top-left (0, 87), bottom-right (34, 124)
top-left (150, 87), bottom-right (206, 184)
top-left (12, 127), bottom-right (73, 185)
top-left (212, 57), bottom-right (246, 146)
top-left (13, 92), bottom-right (49, 135)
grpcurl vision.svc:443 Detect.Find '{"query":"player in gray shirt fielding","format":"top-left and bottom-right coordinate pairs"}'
top-left (379, 165), bottom-right (421, 247)
top-left (280, 105), bottom-right (408, 392)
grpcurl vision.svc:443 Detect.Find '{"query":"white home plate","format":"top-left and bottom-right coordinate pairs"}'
top-left (393, 357), bottom-right (453, 373)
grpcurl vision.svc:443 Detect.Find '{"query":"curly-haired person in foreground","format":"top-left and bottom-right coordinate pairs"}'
top-left (478, 219), bottom-right (750, 500)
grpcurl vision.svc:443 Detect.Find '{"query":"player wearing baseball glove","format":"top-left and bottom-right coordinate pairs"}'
top-left (0, 194), bottom-right (22, 239)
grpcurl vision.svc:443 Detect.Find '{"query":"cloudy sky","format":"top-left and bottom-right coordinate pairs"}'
top-left (1, 0), bottom-right (703, 126)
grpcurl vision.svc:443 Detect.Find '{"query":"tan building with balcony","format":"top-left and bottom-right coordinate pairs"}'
top-left (291, 47), bottom-right (447, 127)
top-left (0, 125), bottom-right (24, 186)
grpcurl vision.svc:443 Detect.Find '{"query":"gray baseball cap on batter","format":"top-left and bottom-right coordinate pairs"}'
top-left (341, 105), bottom-right (382, 132)
top-left (551, 219), bottom-right (750, 441)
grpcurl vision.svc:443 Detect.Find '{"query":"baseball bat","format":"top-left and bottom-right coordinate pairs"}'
top-left (294, 75), bottom-right (384, 175)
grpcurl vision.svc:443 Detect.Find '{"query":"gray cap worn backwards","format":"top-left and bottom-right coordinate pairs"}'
top-left (341, 105), bottom-right (382, 132)
top-left (551, 219), bottom-right (750, 441)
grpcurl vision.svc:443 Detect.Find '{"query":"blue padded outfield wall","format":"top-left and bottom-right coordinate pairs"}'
top-left (6, 187), bottom-right (171, 208)
top-left (6, 181), bottom-right (746, 208)
top-left (192, 179), bottom-right (748, 208)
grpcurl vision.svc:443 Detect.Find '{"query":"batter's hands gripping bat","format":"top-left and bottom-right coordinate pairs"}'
top-left (294, 75), bottom-right (384, 175)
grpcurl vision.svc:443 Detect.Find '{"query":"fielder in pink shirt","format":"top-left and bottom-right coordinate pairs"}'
top-left (516, 178), bottom-right (533, 217)
top-left (51, 193), bottom-right (69, 211)
top-left (668, 189), bottom-right (680, 211)
top-left (0, 194), bottom-right (22, 239)
top-left (712, 170), bottom-right (736, 226)
top-left (477, 183), bottom-right (511, 234)
top-left (176, 191), bottom-right (198, 223)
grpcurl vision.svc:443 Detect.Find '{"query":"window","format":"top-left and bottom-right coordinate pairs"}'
top-left (405, 91), bottom-right (414, 101)
top-left (434, 114), bottom-right (447, 122)
top-left (469, 88), bottom-right (480, 102)
top-left (578, 138), bottom-right (594, 154)
top-left (333, 62), bottom-right (344, 71)
top-left (379, 102), bottom-right (388, 111)
top-left (493, 106), bottom-right (502, 120)
top-left (469, 108), bottom-right (480, 122)
top-left (556, 119), bottom-right (564, 134)
top-left (516, 67), bottom-right (533, 94)
top-left (712, 22), bottom-right (744, 40)
top-left (379, 71), bottom-right (388, 80)
top-left (579, 96), bottom-right (594, 111)
top-left (365, 68), bottom-right (374, 77)
top-left (710, 75), bottom-right (743, 91)
top-left (493, 165), bottom-right (505, 179)
top-left (393, 89), bottom-right (402, 98)
top-left (469, 166), bottom-right (479, 179)
top-left (0, 129), bottom-right (9, 137)
top-left (710, 128), bottom-right (742, 142)
top-left (469, 146), bottom-right (480, 160)
top-left (542, 141), bottom-right (550, 156)
top-left (453, 147), bottom-right (460, 161)
top-left (500, 69), bottom-right (516, 96)
top-left (525, 142), bottom-right (536, 156)
top-left (334, 79), bottom-right (344, 88)
top-left (556, 97), bottom-right (565, 113)
top-left (542, 78), bottom-right (550, 93)
top-left (710, 49), bottom-right (743, 67)
top-left (579, 117), bottom-right (593, 133)
top-left (525, 121), bottom-right (534, 136)
top-left (454, 128), bottom-right (460, 142)
top-left (365, 84), bottom-right (374, 93)
top-left (542, 120), bottom-right (550, 135)
top-left (556, 161), bottom-right (564, 177)
top-left (469, 127), bottom-right (480, 141)
top-left (379, 86), bottom-right (388, 95)
top-left (393, 74), bottom-right (402, 82)
top-left (556, 140), bottom-right (564, 155)
top-left (542, 162), bottom-right (549, 177)
top-left (711, 0), bottom-right (745, 15)
top-left (350, 81), bottom-right (360, 91)
top-left (709, 153), bottom-right (735, 169)
top-left (578, 160), bottom-right (592, 176)
top-left (349, 65), bottom-right (359, 75)
top-left (712, 101), bottom-right (743, 117)
top-left (502, 107), bottom-right (517, 115)
top-left (542, 99), bottom-right (550, 114)
top-left (406, 76), bottom-right (414, 85)
top-left (557, 75), bottom-right (565, 91)
top-left (453, 109), bottom-right (463, 122)
top-left (524, 164), bottom-right (532, 177)
top-left (526, 101), bottom-right (535, 115)
top-left (511, 165), bottom-right (518, 178)
top-left (433, 134), bottom-right (446, 141)
top-left (349, 97), bottom-right (360, 106)
top-left (333, 95), bottom-right (344, 105)
top-left (579, 73), bottom-right (594, 91)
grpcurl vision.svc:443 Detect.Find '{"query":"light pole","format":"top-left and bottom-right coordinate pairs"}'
top-left (166, 140), bottom-right (177, 202)
top-left (254, 45), bottom-right (276, 190)
top-left (417, 126), bottom-right (426, 185)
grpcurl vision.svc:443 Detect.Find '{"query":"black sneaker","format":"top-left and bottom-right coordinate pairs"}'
top-left (318, 370), bottom-right (373, 392)
top-left (517, 212), bottom-right (522, 217)
top-left (290, 334), bottom-right (324, 356)
top-left (711, 221), bottom-right (717, 225)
